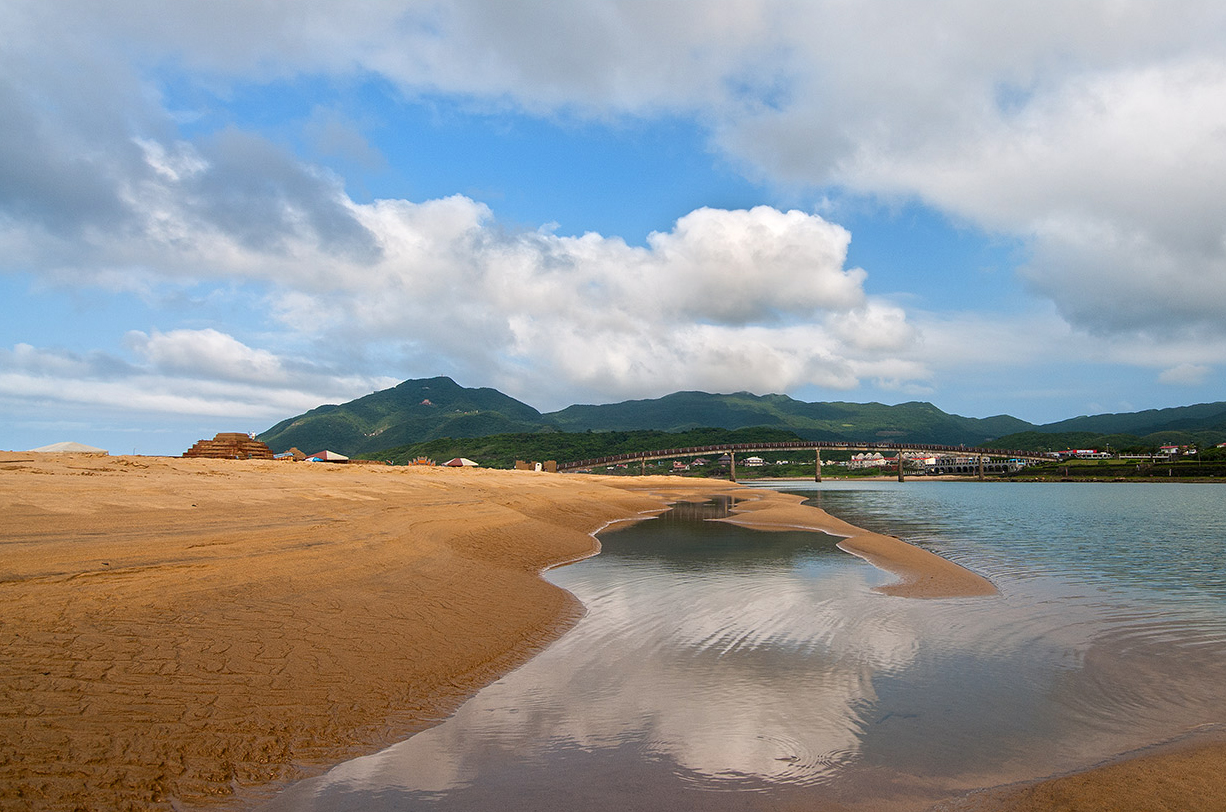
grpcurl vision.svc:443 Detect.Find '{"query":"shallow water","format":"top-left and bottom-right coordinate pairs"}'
top-left (261, 483), bottom-right (1226, 811)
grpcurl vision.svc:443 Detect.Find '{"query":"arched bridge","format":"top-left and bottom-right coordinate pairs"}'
top-left (557, 441), bottom-right (1054, 482)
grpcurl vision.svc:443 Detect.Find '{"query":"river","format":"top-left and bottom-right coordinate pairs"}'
top-left (260, 481), bottom-right (1226, 811)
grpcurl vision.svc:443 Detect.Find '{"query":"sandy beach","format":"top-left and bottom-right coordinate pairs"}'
top-left (1, 453), bottom-right (1222, 811)
top-left (0, 454), bottom-right (731, 810)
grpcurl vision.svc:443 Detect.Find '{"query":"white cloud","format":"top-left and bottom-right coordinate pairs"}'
top-left (126, 328), bottom-right (286, 384)
top-left (515, 211), bottom-right (914, 394)
top-left (363, 1), bottom-right (1226, 340)
top-left (3, 0), bottom-right (1225, 423)
top-left (0, 335), bottom-right (396, 419)
top-left (1158, 362), bottom-right (1210, 386)
top-left (286, 198), bottom-right (911, 405)
top-left (840, 57), bottom-right (1226, 334)
top-left (135, 138), bottom-right (207, 183)
top-left (3, 110), bottom-right (924, 406)
top-left (645, 207), bottom-right (866, 322)
top-left (0, 43), bottom-right (922, 410)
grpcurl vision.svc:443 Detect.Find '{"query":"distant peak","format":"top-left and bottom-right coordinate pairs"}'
top-left (396, 375), bottom-right (457, 388)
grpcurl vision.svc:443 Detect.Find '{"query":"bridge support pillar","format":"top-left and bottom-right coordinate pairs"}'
top-left (640, 459), bottom-right (645, 476)
top-left (978, 455), bottom-right (985, 481)
top-left (815, 450), bottom-right (822, 483)
top-left (729, 451), bottom-right (737, 483)
top-left (898, 453), bottom-right (905, 482)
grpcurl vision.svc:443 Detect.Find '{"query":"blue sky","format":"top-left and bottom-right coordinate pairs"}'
top-left (3, 1), bottom-right (1225, 455)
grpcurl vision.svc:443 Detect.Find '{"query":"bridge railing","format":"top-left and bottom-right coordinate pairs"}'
top-left (557, 441), bottom-right (1054, 471)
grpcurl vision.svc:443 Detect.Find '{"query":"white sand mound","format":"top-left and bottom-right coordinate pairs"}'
top-left (28, 441), bottom-right (109, 454)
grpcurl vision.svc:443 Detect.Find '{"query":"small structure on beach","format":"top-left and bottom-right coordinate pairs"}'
top-left (306, 450), bottom-right (349, 463)
top-left (444, 457), bottom-right (479, 467)
top-left (28, 441), bottom-right (108, 455)
top-left (515, 459), bottom-right (557, 473)
top-left (183, 433), bottom-right (273, 460)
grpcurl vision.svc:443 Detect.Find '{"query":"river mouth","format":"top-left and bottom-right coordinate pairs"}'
top-left (259, 486), bottom-right (1226, 811)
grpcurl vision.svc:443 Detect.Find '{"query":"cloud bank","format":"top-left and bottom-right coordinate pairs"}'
top-left (2, 0), bottom-right (1224, 442)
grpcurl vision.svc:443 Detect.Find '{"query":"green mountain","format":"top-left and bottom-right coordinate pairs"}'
top-left (549, 391), bottom-right (1032, 445)
top-left (1033, 402), bottom-right (1226, 436)
top-left (984, 402), bottom-right (1226, 453)
top-left (259, 377), bottom-right (1029, 455)
top-left (258, 376), bottom-right (544, 455)
top-left (257, 375), bottom-right (1226, 461)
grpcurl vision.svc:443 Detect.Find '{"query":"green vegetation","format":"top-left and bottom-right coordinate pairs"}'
top-left (358, 426), bottom-right (806, 469)
top-left (260, 376), bottom-right (1054, 457)
top-left (259, 375), bottom-right (1226, 464)
top-left (986, 429), bottom-right (1226, 454)
top-left (1006, 455), bottom-right (1226, 481)
top-left (547, 391), bottom-right (1030, 445)
top-left (259, 377), bottom-right (544, 455)
top-left (1036, 402), bottom-right (1226, 435)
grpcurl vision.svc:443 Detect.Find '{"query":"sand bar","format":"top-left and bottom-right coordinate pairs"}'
top-left (714, 488), bottom-right (997, 598)
top-left (2, 454), bottom-right (1220, 811)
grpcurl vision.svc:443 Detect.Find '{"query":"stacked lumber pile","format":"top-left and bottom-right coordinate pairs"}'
top-left (183, 433), bottom-right (274, 460)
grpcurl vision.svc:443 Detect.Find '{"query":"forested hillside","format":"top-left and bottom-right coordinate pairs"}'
top-left (258, 375), bottom-right (1226, 461)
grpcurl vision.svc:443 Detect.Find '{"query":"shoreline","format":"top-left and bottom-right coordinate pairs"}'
top-left (0, 453), bottom-right (695, 809)
top-left (0, 453), bottom-right (1219, 810)
top-left (939, 726), bottom-right (1226, 812)
top-left (735, 474), bottom-right (1226, 484)
top-left (713, 487), bottom-right (997, 598)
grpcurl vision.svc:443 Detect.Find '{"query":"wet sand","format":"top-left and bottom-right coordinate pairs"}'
top-left (715, 489), bottom-right (997, 598)
top-left (1, 454), bottom-right (1221, 811)
top-left (939, 729), bottom-right (1226, 812)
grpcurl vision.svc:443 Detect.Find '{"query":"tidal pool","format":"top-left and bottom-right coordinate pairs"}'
top-left (260, 484), bottom-right (1226, 811)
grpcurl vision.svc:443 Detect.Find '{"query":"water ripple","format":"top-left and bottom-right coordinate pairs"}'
top-left (262, 485), bottom-right (1226, 812)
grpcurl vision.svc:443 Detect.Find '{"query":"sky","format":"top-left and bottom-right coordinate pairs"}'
top-left (3, 1), bottom-right (1225, 455)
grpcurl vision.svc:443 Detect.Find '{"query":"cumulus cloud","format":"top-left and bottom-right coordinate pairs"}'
top-left (0, 6), bottom-right (920, 413)
top-left (349, 200), bottom-right (918, 402)
top-left (1158, 362), bottom-right (1211, 386)
top-left (0, 334), bottom-right (396, 419)
top-left (4, 111), bottom-right (919, 408)
top-left (3, 0), bottom-right (1224, 424)
top-left (841, 57), bottom-right (1226, 334)
top-left (258, 195), bottom-right (911, 404)
top-left (125, 328), bottom-right (286, 384)
top-left (378, 0), bottom-right (1226, 339)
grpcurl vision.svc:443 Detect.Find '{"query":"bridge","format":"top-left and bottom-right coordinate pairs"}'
top-left (556, 441), bottom-right (1054, 482)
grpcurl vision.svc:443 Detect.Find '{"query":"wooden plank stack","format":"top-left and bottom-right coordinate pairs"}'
top-left (182, 433), bottom-right (275, 460)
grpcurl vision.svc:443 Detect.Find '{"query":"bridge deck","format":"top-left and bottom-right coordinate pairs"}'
top-left (557, 441), bottom-right (1051, 472)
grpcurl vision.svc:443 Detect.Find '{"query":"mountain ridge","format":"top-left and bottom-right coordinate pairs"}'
top-left (257, 375), bottom-right (1226, 457)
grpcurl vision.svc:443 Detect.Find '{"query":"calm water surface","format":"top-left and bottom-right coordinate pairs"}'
top-left (261, 482), bottom-right (1226, 811)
